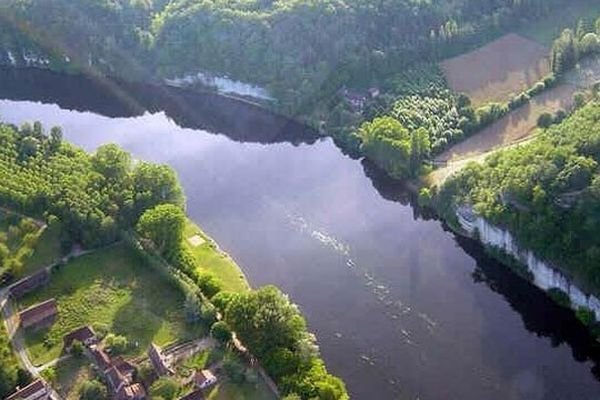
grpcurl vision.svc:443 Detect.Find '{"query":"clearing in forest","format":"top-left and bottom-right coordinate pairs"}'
top-left (441, 33), bottom-right (550, 106)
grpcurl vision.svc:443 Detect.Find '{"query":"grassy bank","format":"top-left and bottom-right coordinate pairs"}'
top-left (183, 220), bottom-right (250, 293)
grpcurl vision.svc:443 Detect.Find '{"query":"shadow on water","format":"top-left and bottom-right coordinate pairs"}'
top-left (455, 233), bottom-right (600, 379)
top-left (0, 66), bottom-right (320, 145)
top-left (361, 156), bottom-right (600, 381)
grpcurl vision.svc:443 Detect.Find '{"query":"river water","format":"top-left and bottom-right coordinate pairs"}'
top-left (1, 68), bottom-right (600, 400)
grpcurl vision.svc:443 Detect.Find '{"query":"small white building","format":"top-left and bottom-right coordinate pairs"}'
top-left (193, 369), bottom-right (217, 389)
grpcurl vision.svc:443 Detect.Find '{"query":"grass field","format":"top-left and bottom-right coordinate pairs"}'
top-left (184, 220), bottom-right (249, 293)
top-left (518, 0), bottom-right (600, 45)
top-left (19, 243), bottom-right (201, 365)
top-left (441, 33), bottom-right (550, 106)
top-left (206, 380), bottom-right (277, 400)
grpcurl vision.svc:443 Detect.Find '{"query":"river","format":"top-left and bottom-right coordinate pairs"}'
top-left (1, 67), bottom-right (600, 400)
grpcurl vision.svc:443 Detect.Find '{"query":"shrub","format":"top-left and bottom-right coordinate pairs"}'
top-left (104, 334), bottom-right (129, 355)
top-left (537, 112), bottom-right (554, 129)
top-left (197, 273), bottom-right (223, 298)
top-left (573, 92), bottom-right (587, 109)
top-left (80, 380), bottom-right (108, 400)
top-left (527, 81), bottom-right (546, 97)
top-left (543, 74), bottom-right (557, 88)
top-left (150, 377), bottom-right (179, 400)
top-left (210, 321), bottom-right (232, 344)
top-left (576, 307), bottom-right (596, 326)
top-left (547, 288), bottom-right (571, 308)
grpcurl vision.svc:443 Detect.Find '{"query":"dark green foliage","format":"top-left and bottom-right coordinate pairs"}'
top-left (576, 306), bottom-right (596, 326)
top-left (0, 122), bottom-right (184, 248)
top-left (80, 379), bottom-right (107, 400)
top-left (210, 321), bottom-right (232, 344)
top-left (0, 325), bottom-right (20, 398)
top-left (197, 273), bottom-right (224, 299)
top-left (225, 286), bottom-right (348, 399)
top-left (136, 204), bottom-right (186, 256)
top-left (547, 288), bottom-right (571, 308)
top-left (441, 101), bottom-right (600, 294)
top-left (149, 377), bottom-right (179, 400)
top-left (537, 112), bottom-right (554, 128)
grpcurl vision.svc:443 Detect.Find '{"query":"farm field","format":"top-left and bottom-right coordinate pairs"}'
top-left (19, 243), bottom-right (201, 365)
top-left (441, 33), bottom-right (550, 106)
top-left (435, 83), bottom-right (577, 163)
top-left (184, 220), bottom-right (249, 293)
top-left (518, 0), bottom-right (600, 45)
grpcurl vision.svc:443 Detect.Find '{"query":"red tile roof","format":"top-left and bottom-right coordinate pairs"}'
top-left (148, 343), bottom-right (173, 376)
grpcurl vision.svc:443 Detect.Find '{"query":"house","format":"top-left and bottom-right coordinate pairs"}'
top-left (115, 383), bottom-right (146, 400)
top-left (6, 379), bottom-right (50, 400)
top-left (106, 365), bottom-right (128, 394)
top-left (90, 346), bottom-right (112, 373)
top-left (10, 269), bottom-right (50, 298)
top-left (63, 325), bottom-right (97, 350)
top-left (179, 389), bottom-right (204, 400)
top-left (18, 299), bottom-right (57, 330)
top-left (193, 369), bottom-right (217, 389)
top-left (113, 356), bottom-right (136, 381)
top-left (148, 343), bottom-right (174, 376)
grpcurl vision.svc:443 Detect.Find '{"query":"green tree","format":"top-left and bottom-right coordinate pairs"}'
top-left (80, 380), bottom-right (107, 400)
top-left (210, 321), bottom-right (232, 344)
top-left (150, 377), bottom-right (179, 400)
top-left (136, 204), bottom-right (185, 256)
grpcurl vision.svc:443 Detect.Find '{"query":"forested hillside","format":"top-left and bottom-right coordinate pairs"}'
top-left (0, 0), bottom-right (575, 110)
top-left (438, 99), bottom-right (600, 294)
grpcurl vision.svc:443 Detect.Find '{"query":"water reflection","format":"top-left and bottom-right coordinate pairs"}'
top-left (0, 66), bottom-right (320, 145)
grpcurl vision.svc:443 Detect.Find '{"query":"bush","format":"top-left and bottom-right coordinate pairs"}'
top-left (71, 340), bottom-right (84, 357)
top-left (573, 92), bottom-right (587, 109)
top-left (537, 112), bottom-right (554, 129)
top-left (104, 334), bottom-right (129, 355)
top-left (211, 291), bottom-right (237, 313)
top-left (543, 74), bottom-right (557, 88)
top-left (576, 307), bottom-right (596, 326)
top-left (150, 377), bottom-right (179, 400)
top-left (527, 81), bottom-right (546, 97)
top-left (547, 288), bottom-right (571, 308)
top-left (197, 273), bottom-right (223, 298)
top-left (80, 380), bottom-right (107, 400)
top-left (210, 321), bottom-right (232, 344)
top-left (509, 92), bottom-right (530, 110)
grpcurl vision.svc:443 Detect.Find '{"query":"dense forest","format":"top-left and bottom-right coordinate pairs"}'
top-left (437, 98), bottom-right (600, 295)
top-left (0, 0), bottom-right (577, 111)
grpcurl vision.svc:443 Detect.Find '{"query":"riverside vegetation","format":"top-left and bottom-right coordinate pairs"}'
top-left (0, 120), bottom-right (347, 399)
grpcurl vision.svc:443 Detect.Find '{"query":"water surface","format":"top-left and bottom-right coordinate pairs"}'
top-left (1, 68), bottom-right (600, 399)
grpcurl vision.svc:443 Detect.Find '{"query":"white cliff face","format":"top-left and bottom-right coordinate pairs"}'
top-left (457, 206), bottom-right (600, 319)
top-left (165, 71), bottom-right (273, 101)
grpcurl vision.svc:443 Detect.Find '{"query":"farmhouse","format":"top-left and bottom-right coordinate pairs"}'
top-left (148, 342), bottom-right (174, 376)
top-left (63, 325), bottom-right (97, 350)
top-left (18, 299), bottom-right (57, 330)
top-left (10, 269), bottom-right (50, 298)
top-left (89, 345), bottom-right (146, 400)
top-left (193, 369), bottom-right (217, 389)
top-left (5, 379), bottom-right (50, 400)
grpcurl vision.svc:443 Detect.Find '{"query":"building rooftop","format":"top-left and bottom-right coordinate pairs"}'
top-left (19, 298), bottom-right (57, 328)
top-left (63, 325), bottom-right (96, 348)
top-left (6, 379), bottom-right (48, 400)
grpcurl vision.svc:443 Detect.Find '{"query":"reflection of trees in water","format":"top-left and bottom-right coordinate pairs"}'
top-left (456, 234), bottom-right (600, 381)
top-left (0, 66), bottom-right (321, 145)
